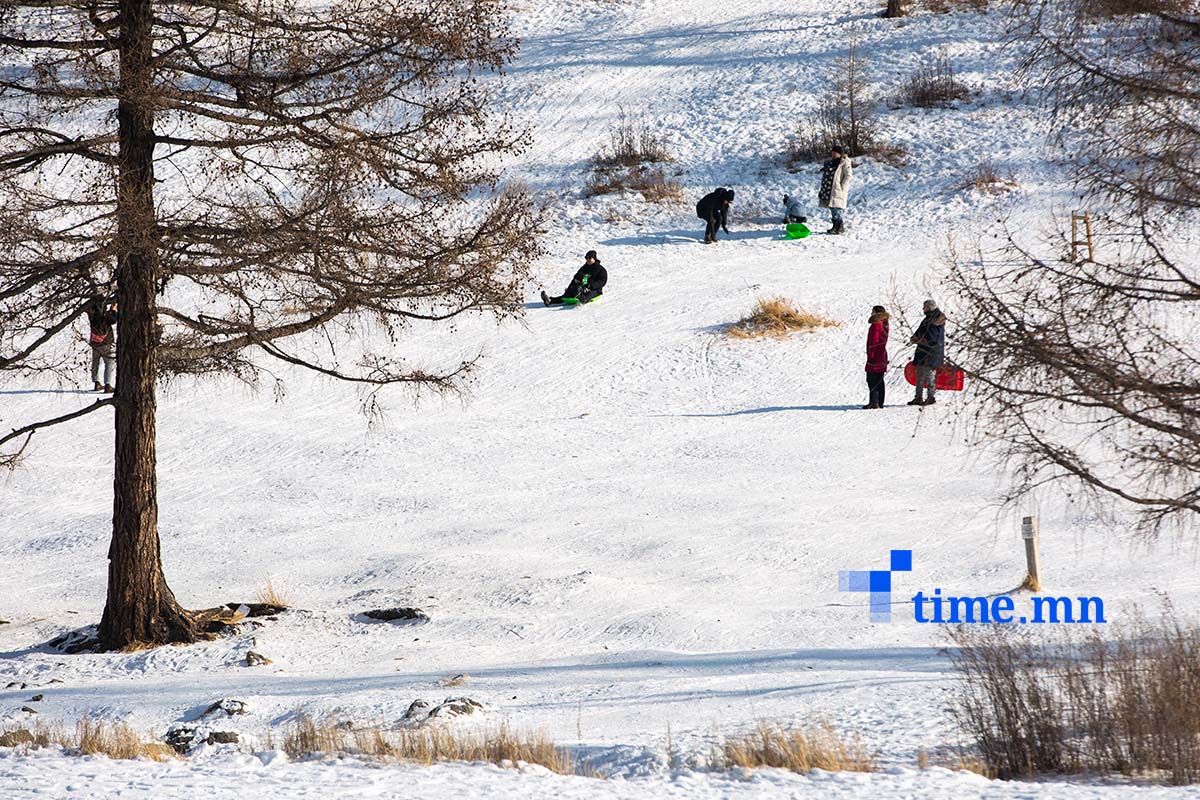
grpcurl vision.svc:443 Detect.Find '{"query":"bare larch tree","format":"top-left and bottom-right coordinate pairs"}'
top-left (944, 0), bottom-right (1199, 534)
top-left (0, 0), bottom-right (545, 649)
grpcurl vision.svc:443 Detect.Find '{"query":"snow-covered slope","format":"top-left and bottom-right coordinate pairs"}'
top-left (3, 0), bottom-right (1199, 797)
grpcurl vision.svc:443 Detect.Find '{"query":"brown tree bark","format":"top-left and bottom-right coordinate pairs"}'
top-left (97, 0), bottom-right (196, 650)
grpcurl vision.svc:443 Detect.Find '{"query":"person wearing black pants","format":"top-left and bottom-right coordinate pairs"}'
top-left (695, 187), bottom-right (734, 243)
top-left (541, 250), bottom-right (608, 305)
top-left (864, 305), bottom-right (889, 409)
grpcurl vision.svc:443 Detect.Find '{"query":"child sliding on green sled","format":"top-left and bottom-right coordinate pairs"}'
top-left (541, 250), bottom-right (607, 306)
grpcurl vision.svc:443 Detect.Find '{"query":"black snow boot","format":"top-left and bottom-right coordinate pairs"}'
top-left (540, 289), bottom-right (551, 307)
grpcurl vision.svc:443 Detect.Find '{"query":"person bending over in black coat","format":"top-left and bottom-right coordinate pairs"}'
top-left (541, 250), bottom-right (608, 306)
top-left (696, 187), bottom-right (734, 243)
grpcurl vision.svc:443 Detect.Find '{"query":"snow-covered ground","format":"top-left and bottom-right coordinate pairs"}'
top-left (3, 0), bottom-right (1200, 797)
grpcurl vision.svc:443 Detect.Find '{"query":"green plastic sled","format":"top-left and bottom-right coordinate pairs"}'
top-left (562, 295), bottom-right (600, 306)
top-left (785, 222), bottom-right (811, 239)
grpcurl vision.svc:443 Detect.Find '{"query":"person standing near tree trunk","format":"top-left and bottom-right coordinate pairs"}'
top-left (818, 145), bottom-right (852, 234)
top-left (864, 305), bottom-right (889, 408)
top-left (86, 296), bottom-right (118, 393)
top-left (908, 299), bottom-right (946, 406)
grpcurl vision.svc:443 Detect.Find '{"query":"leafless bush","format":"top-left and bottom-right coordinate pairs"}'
top-left (727, 298), bottom-right (839, 339)
top-left (586, 165), bottom-right (684, 205)
top-left (712, 721), bottom-right (876, 773)
top-left (952, 162), bottom-right (1017, 194)
top-left (950, 612), bottom-right (1200, 783)
top-left (898, 56), bottom-right (970, 107)
top-left (788, 41), bottom-right (904, 165)
top-left (592, 107), bottom-right (673, 168)
top-left (945, 0), bottom-right (1200, 534)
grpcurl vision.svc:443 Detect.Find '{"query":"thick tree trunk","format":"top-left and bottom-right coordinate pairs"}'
top-left (97, 0), bottom-right (196, 650)
top-left (883, 0), bottom-right (906, 17)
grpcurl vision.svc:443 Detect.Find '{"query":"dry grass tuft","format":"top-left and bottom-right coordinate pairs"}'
top-left (280, 713), bottom-right (587, 775)
top-left (917, 747), bottom-right (996, 778)
top-left (0, 719), bottom-right (174, 761)
top-left (953, 162), bottom-right (1018, 195)
top-left (76, 719), bottom-right (176, 761)
top-left (713, 722), bottom-right (876, 774)
top-left (255, 576), bottom-right (290, 608)
top-left (0, 721), bottom-right (66, 750)
top-left (727, 297), bottom-right (839, 339)
top-left (898, 55), bottom-right (971, 107)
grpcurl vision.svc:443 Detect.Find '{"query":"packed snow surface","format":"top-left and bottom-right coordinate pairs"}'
top-left (3, 0), bottom-right (1200, 797)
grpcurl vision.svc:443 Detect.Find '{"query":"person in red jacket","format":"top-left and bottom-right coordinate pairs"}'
top-left (864, 305), bottom-right (889, 408)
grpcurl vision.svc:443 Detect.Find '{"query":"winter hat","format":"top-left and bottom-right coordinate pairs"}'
top-left (923, 299), bottom-right (938, 312)
top-left (585, 250), bottom-right (598, 260)
top-left (872, 305), bottom-right (886, 314)
top-left (831, 144), bottom-right (845, 155)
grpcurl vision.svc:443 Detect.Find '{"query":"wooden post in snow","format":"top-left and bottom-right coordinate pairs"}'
top-left (1019, 515), bottom-right (1043, 592)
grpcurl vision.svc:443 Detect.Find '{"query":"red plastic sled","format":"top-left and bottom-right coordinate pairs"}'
top-left (904, 362), bottom-right (965, 391)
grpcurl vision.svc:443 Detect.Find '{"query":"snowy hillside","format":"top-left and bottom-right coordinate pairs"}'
top-left (3, 0), bottom-right (1199, 797)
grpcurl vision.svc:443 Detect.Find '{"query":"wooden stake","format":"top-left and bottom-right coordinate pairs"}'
top-left (1019, 515), bottom-right (1043, 592)
top-left (1071, 211), bottom-right (1095, 262)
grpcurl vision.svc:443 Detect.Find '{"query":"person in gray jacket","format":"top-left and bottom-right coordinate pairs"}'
top-left (908, 299), bottom-right (946, 406)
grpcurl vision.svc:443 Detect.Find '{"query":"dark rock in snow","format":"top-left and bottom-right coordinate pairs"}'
top-left (206, 731), bottom-right (240, 745)
top-left (245, 651), bottom-right (273, 667)
top-left (5, 682), bottom-right (26, 690)
top-left (19, 706), bottom-right (36, 714)
top-left (428, 697), bottom-right (484, 718)
top-left (224, 602), bottom-right (288, 618)
top-left (202, 699), bottom-right (248, 717)
top-left (403, 699), bottom-right (432, 720)
top-left (362, 607), bottom-right (430, 625)
top-left (28, 694), bottom-right (43, 702)
top-left (166, 725), bottom-right (201, 754)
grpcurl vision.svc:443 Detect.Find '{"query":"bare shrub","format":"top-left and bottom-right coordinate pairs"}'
top-left (727, 298), bottom-right (839, 339)
top-left (950, 612), bottom-right (1200, 783)
top-left (898, 56), bottom-right (970, 107)
top-left (586, 165), bottom-right (684, 205)
top-left (952, 162), bottom-right (1018, 195)
top-left (592, 107), bottom-right (673, 168)
top-left (787, 41), bottom-right (904, 165)
top-left (255, 577), bottom-right (289, 608)
top-left (280, 713), bottom-right (585, 775)
top-left (713, 722), bottom-right (876, 774)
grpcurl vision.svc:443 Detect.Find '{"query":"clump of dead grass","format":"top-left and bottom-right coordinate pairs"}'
top-left (727, 297), bottom-right (839, 339)
top-left (255, 576), bottom-right (290, 608)
top-left (0, 719), bottom-right (174, 761)
top-left (712, 721), bottom-right (876, 774)
top-left (280, 713), bottom-right (587, 776)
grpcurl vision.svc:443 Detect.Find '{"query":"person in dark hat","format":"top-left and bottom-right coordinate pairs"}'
top-left (695, 187), bottom-right (735, 243)
top-left (817, 145), bottom-right (853, 234)
top-left (541, 250), bottom-right (608, 306)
